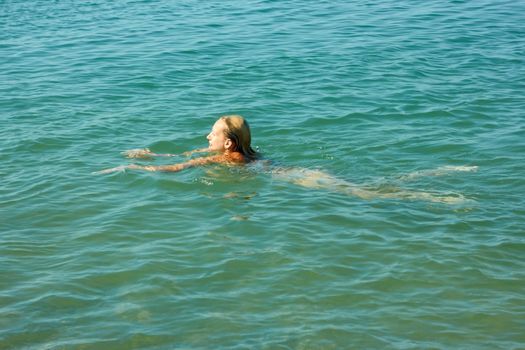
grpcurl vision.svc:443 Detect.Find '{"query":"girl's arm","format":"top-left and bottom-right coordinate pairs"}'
top-left (123, 148), bottom-right (210, 159)
top-left (122, 148), bottom-right (175, 159)
top-left (126, 155), bottom-right (223, 173)
top-left (94, 153), bottom-right (243, 175)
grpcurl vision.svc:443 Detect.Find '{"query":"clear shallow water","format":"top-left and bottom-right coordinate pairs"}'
top-left (1, 0), bottom-right (525, 349)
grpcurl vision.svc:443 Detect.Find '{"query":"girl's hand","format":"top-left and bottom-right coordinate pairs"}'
top-left (122, 148), bottom-right (154, 159)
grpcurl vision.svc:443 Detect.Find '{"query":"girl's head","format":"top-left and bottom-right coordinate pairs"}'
top-left (207, 115), bottom-right (256, 159)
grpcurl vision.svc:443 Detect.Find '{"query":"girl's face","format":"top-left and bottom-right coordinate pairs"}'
top-left (207, 119), bottom-right (231, 152)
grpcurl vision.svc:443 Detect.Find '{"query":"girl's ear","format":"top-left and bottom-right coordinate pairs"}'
top-left (224, 138), bottom-right (233, 150)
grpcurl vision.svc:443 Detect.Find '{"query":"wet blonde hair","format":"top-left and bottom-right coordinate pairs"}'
top-left (220, 115), bottom-right (257, 160)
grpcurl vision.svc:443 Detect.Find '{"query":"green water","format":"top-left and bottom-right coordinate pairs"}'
top-left (1, 0), bottom-right (525, 349)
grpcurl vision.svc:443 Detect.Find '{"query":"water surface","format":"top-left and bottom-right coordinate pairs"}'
top-left (1, 0), bottom-right (525, 349)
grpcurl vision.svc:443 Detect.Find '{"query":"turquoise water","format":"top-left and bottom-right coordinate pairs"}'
top-left (2, 0), bottom-right (525, 348)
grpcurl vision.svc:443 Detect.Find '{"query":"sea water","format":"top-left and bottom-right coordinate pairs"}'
top-left (1, 0), bottom-right (524, 349)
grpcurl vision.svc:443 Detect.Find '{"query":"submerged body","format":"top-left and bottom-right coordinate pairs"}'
top-left (269, 165), bottom-right (476, 204)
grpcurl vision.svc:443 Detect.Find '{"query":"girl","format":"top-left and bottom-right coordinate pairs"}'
top-left (97, 114), bottom-right (475, 204)
top-left (98, 115), bottom-right (257, 173)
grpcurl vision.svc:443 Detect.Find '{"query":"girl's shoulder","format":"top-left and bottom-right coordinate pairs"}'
top-left (203, 151), bottom-right (251, 165)
top-left (225, 151), bottom-right (247, 164)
